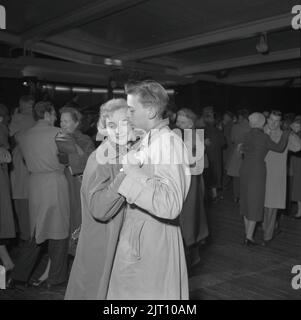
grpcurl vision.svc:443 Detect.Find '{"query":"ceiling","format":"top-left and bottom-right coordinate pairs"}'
top-left (0, 0), bottom-right (300, 87)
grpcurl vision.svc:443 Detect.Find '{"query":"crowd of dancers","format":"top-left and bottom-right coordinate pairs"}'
top-left (0, 80), bottom-right (300, 299)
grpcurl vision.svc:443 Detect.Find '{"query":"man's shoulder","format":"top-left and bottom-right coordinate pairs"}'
top-left (153, 126), bottom-right (184, 145)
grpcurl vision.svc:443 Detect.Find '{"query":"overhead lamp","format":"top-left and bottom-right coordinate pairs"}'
top-left (92, 88), bottom-right (108, 94)
top-left (55, 86), bottom-right (71, 91)
top-left (166, 89), bottom-right (175, 95)
top-left (113, 89), bottom-right (125, 94)
top-left (256, 32), bottom-right (269, 54)
top-left (72, 87), bottom-right (91, 93)
top-left (104, 58), bottom-right (122, 67)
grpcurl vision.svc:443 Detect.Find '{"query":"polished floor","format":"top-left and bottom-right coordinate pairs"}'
top-left (1, 190), bottom-right (301, 300)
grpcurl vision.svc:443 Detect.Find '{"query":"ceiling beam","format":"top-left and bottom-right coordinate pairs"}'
top-left (0, 32), bottom-right (181, 79)
top-left (47, 30), bottom-right (124, 57)
top-left (225, 68), bottom-right (301, 84)
top-left (0, 31), bottom-right (21, 46)
top-left (179, 48), bottom-right (301, 75)
top-left (31, 42), bottom-right (178, 76)
top-left (0, 56), bottom-right (183, 84)
top-left (22, 0), bottom-right (149, 44)
top-left (115, 13), bottom-right (293, 60)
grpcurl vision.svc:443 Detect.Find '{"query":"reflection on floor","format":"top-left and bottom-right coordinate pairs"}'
top-left (1, 190), bottom-right (301, 300)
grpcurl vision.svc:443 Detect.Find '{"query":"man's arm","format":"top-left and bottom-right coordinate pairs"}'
top-left (118, 133), bottom-right (191, 220)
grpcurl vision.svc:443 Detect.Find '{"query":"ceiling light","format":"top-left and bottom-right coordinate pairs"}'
top-left (256, 32), bottom-right (269, 54)
top-left (104, 58), bottom-right (113, 66)
top-left (166, 89), bottom-right (175, 94)
top-left (72, 87), bottom-right (91, 93)
top-left (55, 86), bottom-right (71, 91)
top-left (92, 88), bottom-right (108, 94)
top-left (113, 89), bottom-right (125, 94)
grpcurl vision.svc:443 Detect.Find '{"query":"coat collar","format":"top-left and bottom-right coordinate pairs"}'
top-left (149, 118), bottom-right (169, 131)
top-left (36, 119), bottom-right (53, 127)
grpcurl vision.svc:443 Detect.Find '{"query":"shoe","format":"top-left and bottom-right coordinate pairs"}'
top-left (5, 277), bottom-right (29, 289)
top-left (33, 280), bottom-right (67, 290)
top-left (5, 277), bottom-right (16, 289)
top-left (30, 279), bottom-right (52, 289)
top-left (244, 238), bottom-right (258, 246)
top-left (29, 279), bottom-right (46, 287)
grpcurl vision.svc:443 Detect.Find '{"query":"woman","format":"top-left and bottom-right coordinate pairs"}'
top-left (290, 118), bottom-right (301, 219)
top-left (0, 104), bottom-right (16, 272)
top-left (65, 99), bottom-right (136, 300)
top-left (176, 108), bottom-right (209, 267)
top-left (239, 112), bottom-right (290, 245)
top-left (57, 107), bottom-right (95, 239)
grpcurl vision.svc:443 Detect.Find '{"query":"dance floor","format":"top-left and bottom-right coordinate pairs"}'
top-left (1, 189), bottom-right (301, 300)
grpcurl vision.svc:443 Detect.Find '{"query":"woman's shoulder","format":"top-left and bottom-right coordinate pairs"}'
top-left (84, 150), bottom-right (111, 179)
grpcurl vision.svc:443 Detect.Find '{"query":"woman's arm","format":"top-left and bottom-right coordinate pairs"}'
top-left (84, 163), bottom-right (126, 222)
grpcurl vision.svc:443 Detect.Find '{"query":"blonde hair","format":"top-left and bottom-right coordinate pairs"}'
top-left (98, 99), bottom-right (128, 128)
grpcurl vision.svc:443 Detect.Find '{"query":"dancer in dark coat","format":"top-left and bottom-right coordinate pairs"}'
top-left (239, 113), bottom-right (289, 245)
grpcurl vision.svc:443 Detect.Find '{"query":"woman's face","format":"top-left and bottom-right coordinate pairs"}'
top-left (106, 108), bottom-right (133, 145)
top-left (291, 122), bottom-right (301, 133)
top-left (176, 114), bottom-right (193, 129)
top-left (60, 112), bottom-right (79, 134)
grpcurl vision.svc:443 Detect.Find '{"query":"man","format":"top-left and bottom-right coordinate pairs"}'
top-left (203, 110), bottom-right (226, 201)
top-left (9, 95), bottom-right (35, 241)
top-left (8, 101), bottom-right (70, 289)
top-left (222, 111), bottom-right (234, 191)
top-left (107, 81), bottom-right (191, 300)
top-left (227, 109), bottom-right (250, 202)
top-left (263, 111), bottom-right (301, 245)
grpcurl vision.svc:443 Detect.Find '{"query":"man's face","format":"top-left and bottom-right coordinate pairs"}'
top-left (267, 114), bottom-right (281, 131)
top-left (127, 94), bottom-right (150, 131)
top-left (223, 114), bottom-right (231, 124)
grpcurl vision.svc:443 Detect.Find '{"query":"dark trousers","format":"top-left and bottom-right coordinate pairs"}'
top-left (233, 177), bottom-right (240, 199)
top-left (11, 237), bottom-right (69, 285)
top-left (14, 199), bottom-right (31, 241)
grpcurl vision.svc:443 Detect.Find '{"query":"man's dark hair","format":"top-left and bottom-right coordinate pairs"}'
top-left (269, 110), bottom-right (282, 119)
top-left (237, 109), bottom-right (250, 120)
top-left (33, 101), bottom-right (55, 120)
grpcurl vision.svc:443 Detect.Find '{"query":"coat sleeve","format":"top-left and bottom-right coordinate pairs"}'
top-left (264, 131), bottom-right (289, 153)
top-left (68, 136), bottom-right (95, 175)
top-left (288, 133), bottom-right (301, 152)
top-left (118, 133), bottom-right (191, 220)
top-left (85, 164), bottom-right (126, 222)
